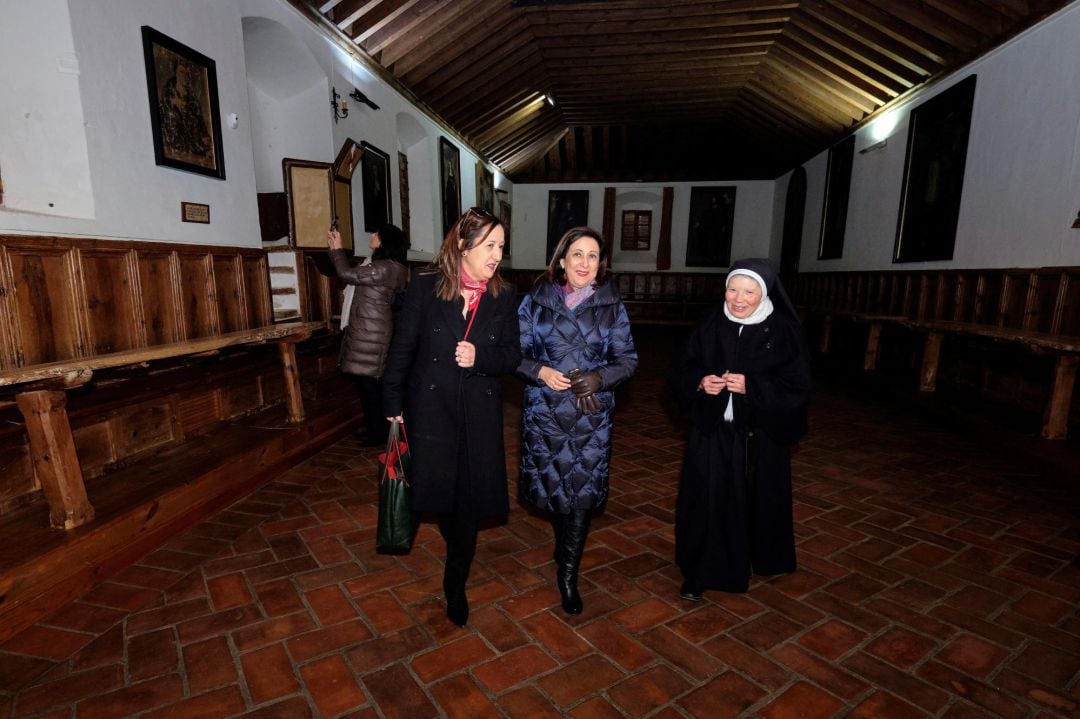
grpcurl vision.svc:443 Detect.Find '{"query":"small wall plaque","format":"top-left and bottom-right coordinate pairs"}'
top-left (181, 201), bottom-right (210, 224)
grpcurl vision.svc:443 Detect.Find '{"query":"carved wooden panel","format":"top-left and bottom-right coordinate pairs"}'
top-left (175, 389), bottom-right (222, 438)
top-left (79, 248), bottom-right (140, 355)
top-left (213, 254), bottom-right (245, 333)
top-left (220, 381), bottom-right (262, 419)
top-left (4, 243), bottom-right (82, 365)
top-left (242, 255), bottom-right (272, 328)
top-left (136, 250), bottom-right (182, 346)
top-left (112, 403), bottom-right (176, 459)
top-left (72, 422), bottom-right (115, 479)
top-left (177, 253), bottom-right (218, 339)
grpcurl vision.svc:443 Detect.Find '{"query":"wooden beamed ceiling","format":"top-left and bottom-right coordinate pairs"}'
top-left (298, 0), bottom-right (1070, 182)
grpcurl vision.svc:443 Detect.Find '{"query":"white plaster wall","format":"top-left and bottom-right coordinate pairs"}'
top-left (248, 82), bottom-right (330, 192)
top-left (2, 0), bottom-right (261, 245)
top-left (796, 1), bottom-right (1080, 272)
top-left (511, 181), bottom-right (776, 271)
top-left (0, 0), bottom-right (96, 219)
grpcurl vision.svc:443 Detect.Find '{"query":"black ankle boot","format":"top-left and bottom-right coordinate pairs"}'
top-left (556, 509), bottom-right (591, 615)
top-left (439, 512), bottom-right (477, 627)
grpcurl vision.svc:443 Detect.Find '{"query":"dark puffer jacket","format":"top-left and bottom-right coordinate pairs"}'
top-left (517, 278), bottom-right (638, 513)
top-left (330, 249), bottom-right (408, 377)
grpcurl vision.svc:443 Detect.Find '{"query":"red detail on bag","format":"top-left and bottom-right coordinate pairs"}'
top-left (378, 441), bottom-right (409, 480)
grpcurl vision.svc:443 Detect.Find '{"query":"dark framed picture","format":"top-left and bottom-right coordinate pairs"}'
top-left (476, 162), bottom-right (495, 214)
top-left (141, 26), bottom-right (225, 179)
top-left (360, 141), bottom-right (392, 232)
top-left (818, 135), bottom-right (854, 260)
top-left (546, 190), bottom-right (589, 261)
top-left (686, 186), bottom-right (736, 267)
top-left (498, 195), bottom-right (512, 258)
top-left (439, 137), bottom-right (461, 236)
top-left (333, 137), bottom-right (361, 181)
top-left (894, 74), bottom-right (977, 263)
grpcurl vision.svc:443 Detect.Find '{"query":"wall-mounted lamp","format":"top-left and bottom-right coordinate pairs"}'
top-left (330, 87), bottom-right (348, 123)
top-left (348, 88), bottom-right (380, 111)
top-left (545, 93), bottom-right (556, 107)
top-left (859, 139), bottom-right (887, 155)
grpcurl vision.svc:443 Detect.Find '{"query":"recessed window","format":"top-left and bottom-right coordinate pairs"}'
top-left (620, 210), bottom-right (651, 251)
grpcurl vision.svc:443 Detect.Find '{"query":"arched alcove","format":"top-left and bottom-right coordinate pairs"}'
top-left (395, 111), bottom-right (435, 255)
top-left (612, 188), bottom-right (663, 268)
top-left (241, 16), bottom-right (329, 193)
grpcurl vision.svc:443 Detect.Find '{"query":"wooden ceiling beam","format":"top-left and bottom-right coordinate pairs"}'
top-left (528, 14), bottom-right (791, 39)
top-left (397, 13), bottom-right (529, 83)
top-left (319, 0), bottom-right (346, 13)
top-left (458, 91), bottom-right (546, 137)
top-left (530, 25), bottom-right (785, 49)
top-left (542, 55), bottom-right (764, 75)
top-left (486, 114), bottom-right (564, 158)
top-left (743, 83), bottom-right (839, 135)
top-left (825, 0), bottom-right (971, 57)
top-left (769, 44), bottom-right (893, 107)
top-left (788, 15), bottom-right (926, 87)
top-left (777, 32), bottom-right (906, 98)
top-left (735, 93), bottom-right (823, 144)
top-left (922, 0), bottom-right (1008, 36)
top-left (500, 127), bottom-right (568, 175)
top-left (334, 0), bottom-right (381, 32)
top-left (438, 63), bottom-right (548, 126)
top-left (378, 0), bottom-right (499, 67)
top-left (518, 0), bottom-right (799, 24)
top-left (753, 65), bottom-right (862, 126)
top-left (474, 103), bottom-right (553, 148)
top-left (540, 38), bottom-right (775, 61)
top-left (414, 31), bottom-right (540, 103)
top-left (765, 51), bottom-right (879, 115)
top-left (552, 74), bottom-right (756, 94)
top-left (362, 0), bottom-right (444, 54)
top-left (350, 0), bottom-right (425, 44)
top-left (798, 0), bottom-right (946, 71)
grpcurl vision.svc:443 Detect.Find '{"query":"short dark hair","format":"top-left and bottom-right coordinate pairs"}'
top-left (371, 224), bottom-right (407, 264)
top-left (546, 226), bottom-right (608, 286)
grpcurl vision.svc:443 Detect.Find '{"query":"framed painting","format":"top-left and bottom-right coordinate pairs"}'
top-left (546, 190), bottom-right (589, 261)
top-left (498, 193), bottom-right (512, 258)
top-left (439, 137), bottom-right (461, 236)
top-left (333, 137), bottom-right (361, 182)
top-left (476, 162), bottom-right (495, 214)
top-left (360, 141), bottom-right (392, 232)
top-left (686, 186), bottom-right (736, 267)
top-left (283, 158), bottom-right (333, 249)
top-left (894, 75), bottom-right (977, 263)
top-left (818, 135), bottom-right (854, 260)
top-left (141, 26), bottom-right (225, 179)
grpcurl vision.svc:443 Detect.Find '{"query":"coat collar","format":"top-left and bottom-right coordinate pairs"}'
top-left (438, 287), bottom-right (497, 341)
top-left (531, 277), bottom-right (620, 314)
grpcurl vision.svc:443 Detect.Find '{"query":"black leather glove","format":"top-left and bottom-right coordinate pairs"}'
top-left (568, 369), bottom-right (602, 415)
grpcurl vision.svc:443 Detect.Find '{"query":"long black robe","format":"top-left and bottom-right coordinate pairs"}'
top-left (672, 303), bottom-right (811, 593)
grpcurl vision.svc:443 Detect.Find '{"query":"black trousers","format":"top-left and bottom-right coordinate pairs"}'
top-left (354, 375), bottom-right (389, 444)
top-left (438, 434), bottom-right (479, 589)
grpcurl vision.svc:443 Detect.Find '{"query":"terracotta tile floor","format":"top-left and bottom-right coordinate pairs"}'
top-left (1, 327), bottom-right (1078, 718)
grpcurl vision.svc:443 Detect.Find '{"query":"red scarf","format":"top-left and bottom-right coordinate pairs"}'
top-left (461, 268), bottom-right (488, 340)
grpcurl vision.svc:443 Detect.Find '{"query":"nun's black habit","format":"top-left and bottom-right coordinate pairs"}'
top-left (671, 259), bottom-right (812, 593)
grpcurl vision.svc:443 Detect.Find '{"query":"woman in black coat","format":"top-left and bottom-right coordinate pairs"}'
top-left (328, 224), bottom-right (409, 446)
top-left (672, 259), bottom-right (811, 598)
top-left (517, 227), bottom-right (637, 615)
top-left (382, 208), bottom-right (521, 627)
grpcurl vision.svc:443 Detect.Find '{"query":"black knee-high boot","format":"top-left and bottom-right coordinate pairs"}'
top-left (439, 512), bottom-right (478, 627)
top-left (557, 509), bottom-right (591, 615)
top-left (551, 513), bottom-right (566, 564)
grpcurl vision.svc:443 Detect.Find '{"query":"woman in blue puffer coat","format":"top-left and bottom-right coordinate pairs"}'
top-left (517, 227), bottom-right (638, 615)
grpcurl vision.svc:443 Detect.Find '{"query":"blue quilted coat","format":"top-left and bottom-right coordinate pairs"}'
top-left (517, 278), bottom-right (638, 513)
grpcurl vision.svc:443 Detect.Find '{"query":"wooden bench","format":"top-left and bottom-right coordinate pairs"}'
top-left (897, 319), bottom-right (1080, 440)
top-left (794, 266), bottom-right (1080, 440)
top-left (1, 321), bottom-right (325, 530)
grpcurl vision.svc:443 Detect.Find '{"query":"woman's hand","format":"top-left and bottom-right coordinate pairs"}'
top-left (699, 374), bottom-right (727, 395)
top-left (455, 341), bottom-right (476, 368)
top-left (722, 372), bottom-right (747, 394)
top-left (538, 366), bottom-right (571, 391)
top-left (327, 229), bottom-right (342, 250)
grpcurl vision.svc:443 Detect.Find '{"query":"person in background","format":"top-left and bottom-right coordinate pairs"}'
top-left (517, 227), bottom-right (637, 615)
top-left (328, 224), bottom-right (409, 446)
top-left (671, 258), bottom-right (811, 598)
top-left (382, 208), bottom-right (521, 627)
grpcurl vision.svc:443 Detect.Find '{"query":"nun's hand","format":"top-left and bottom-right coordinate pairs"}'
top-left (699, 374), bottom-right (726, 395)
top-left (722, 372), bottom-right (746, 394)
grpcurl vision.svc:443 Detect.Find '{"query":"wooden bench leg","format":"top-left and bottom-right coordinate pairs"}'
top-left (919, 332), bottom-right (942, 392)
top-left (278, 341), bottom-right (305, 423)
top-left (15, 390), bottom-right (95, 530)
top-left (819, 315), bottom-right (832, 354)
top-left (863, 321), bottom-right (882, 372)
top-left (1041, 356), bottom-right (1078, 440)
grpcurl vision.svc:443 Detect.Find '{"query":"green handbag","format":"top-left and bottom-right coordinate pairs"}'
top-left (376, 418), bottom-right (418, 551)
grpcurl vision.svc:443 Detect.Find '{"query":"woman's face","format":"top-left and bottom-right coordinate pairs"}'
top-left (461, 224), bottom-right (505, 281)
top-left (725, 275), bottom-right (763, 318)
top-left (561, 236), bottom-right (601, 290)
top-left (369, 232), bottom-right (381, 252)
